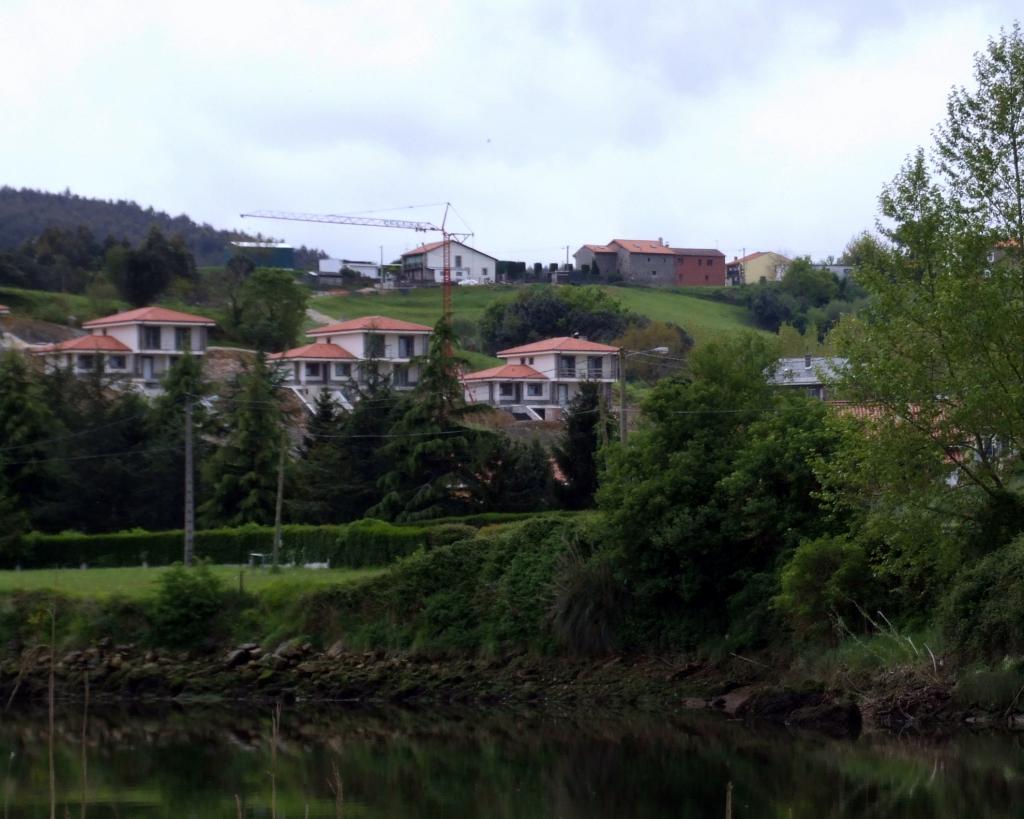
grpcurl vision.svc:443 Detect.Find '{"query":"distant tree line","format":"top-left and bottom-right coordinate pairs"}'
top-left (0, 186), bottom-right (326, 269)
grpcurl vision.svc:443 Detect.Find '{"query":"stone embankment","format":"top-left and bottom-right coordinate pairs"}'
top-left (0, 639), bottom-right (993, 736)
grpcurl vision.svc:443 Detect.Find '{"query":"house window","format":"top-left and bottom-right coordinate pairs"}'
top-left (305, 363), bottom-right (323, 380)
top-left (527, 383), bottom-right (544, 397)
top-left (499, 382), bottom-right (514, 397)
top-left (175, 328), bottom-right (191, 351)
top-left (481, 267), bottom-right (488, 277)
top-left (528, 357), bottom-right (534, 365)
top-left (559, 355), bottom-right (576, 377)
top-left (393, 365), bottom-right (411, 387)
top-left (365, 334), bottom-right (385, 358)
top-left (651, 270), bottom-right (657, 276)
top-left (76, 355), bottom-right (95, 371)
top-left (334, 362), bottom-right (352, 378)
top-left (107, 355), bottom-right (126, 370)
top-left (398, 336), bottom-right (416, 358)
top-left (141, 326), bottom-right (162, 350)
top-left (455, 254), bottom-right (463, 267)
top-left (698, 259), bottom-right (703, 266)
top-left (520, 358), bottom-right (526, 364)
top-left (587, 358), bottom-right (603, 378)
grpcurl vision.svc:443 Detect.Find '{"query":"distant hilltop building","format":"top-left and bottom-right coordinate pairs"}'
top-left (400, 240), bottom-right (498, 286)
top-left (229, 241), bottom-right (295, 270)
top-left (726, 251), bottom-right (791, 286)
top-left (573, 239), bottom-right (725, 287)
top-left (318, 259), bottom-right (381, 280)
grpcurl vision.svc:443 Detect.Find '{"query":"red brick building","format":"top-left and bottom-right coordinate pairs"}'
top-left (673, 248), bottom-right (726, 286)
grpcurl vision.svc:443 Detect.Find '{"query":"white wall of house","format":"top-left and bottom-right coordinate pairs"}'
top-left (95, 324), bottom-right (207, 354)
top-left (498, 351), bottom-right (617, 381)
top-left (311, 331), bottom-right (430, 360)
top-left (419, 243), bottom-right (497, 283)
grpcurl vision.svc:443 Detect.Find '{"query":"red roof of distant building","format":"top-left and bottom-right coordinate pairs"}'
top-left (400, 240), bottom-right (498, 261)
top-left (307, 315), bottom-right (433, 335)
top-left (673, 247), bottom-right (725, 257)
top-left (498, 337), bottom-right (620, 356)
top-left (611, 239), bottom-right (676, 256)
top-left (268, 342), bottom-right (356, 361)
top-left (463, 364), bottom-right (546, 381)
top-left (35, 335), bottom-right (132, 354)
top-left (582, 243), bottom-right (617, 253)
top-left (83, 307), bottom-right (216, 328)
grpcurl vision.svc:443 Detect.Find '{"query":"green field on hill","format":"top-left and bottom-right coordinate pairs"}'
top-left (311, 284), bottom-right (763, 347)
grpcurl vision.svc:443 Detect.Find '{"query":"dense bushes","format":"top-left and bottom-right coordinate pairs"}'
top-left (285, 517), bottom-right (605, 655)
top-left (149, 562), bottom-right (229, 648)
top-left (939, 535), bottom-right (1024, 661)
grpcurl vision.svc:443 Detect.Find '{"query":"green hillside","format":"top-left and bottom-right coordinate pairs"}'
top-left (311, 284), bottom-right (763, 346)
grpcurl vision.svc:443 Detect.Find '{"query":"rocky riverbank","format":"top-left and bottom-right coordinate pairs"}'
top-left (0, 638), bottom-right (1005, 737)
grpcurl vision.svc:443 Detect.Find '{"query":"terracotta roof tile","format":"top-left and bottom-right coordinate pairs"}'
top-left (463, 364), bottom-right (546, 381)
top-left (83, 306), bottom-right (216, 328)
top-left (307, 315), bottom-right (433, 335)
top-left (268, 342), bottom-right (356, 361)
top-left (611, 239), bottom-right (676, 256)
top-left (582, 244), bottom-right (617, 253)
top-left (497, 337), bottom-right (620, 356)
top-left (34, 335), bottom-right (132, 354)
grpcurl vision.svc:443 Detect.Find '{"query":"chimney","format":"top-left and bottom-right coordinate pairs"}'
top-left (804, 354), bottom-right (812, 368)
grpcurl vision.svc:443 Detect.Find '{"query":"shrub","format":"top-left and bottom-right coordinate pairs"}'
top-left (332, 519), bottom-right (430, 567)
top-left (548, 546), bottom-right (623, 655)
top-left (953, 667), bottom-right (1024, 711)
top-left (939, 535), bottom-right (1024, 660)
top-left (427, 524), bottom-right (477, 547)
top-left (148, 562), bottom-right (228, 648)
top-left (776, 535), bottom-right (877, 640)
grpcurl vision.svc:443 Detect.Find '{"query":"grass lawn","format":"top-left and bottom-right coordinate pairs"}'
top-left (0, 565), bottom-right (386, 600)
top-left (311, 283), bottom-right (765, 347)
top-left (0, 285), bottom-right (125, 325)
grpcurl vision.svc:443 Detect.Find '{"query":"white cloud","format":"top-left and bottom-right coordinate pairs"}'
top-left (0, 0), bottom-right (1019, 264)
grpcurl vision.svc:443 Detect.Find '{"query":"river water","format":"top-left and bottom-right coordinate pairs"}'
top-left (1, 703), bottom-right (1023, 817)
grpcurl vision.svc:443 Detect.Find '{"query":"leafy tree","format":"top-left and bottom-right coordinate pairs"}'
top-left (826, 25), bottom-right (1024, 613)
top-left (553, 381), bottom-right (616, 509)
top-left (480, 286), bottom-right (643, 354)
top-left (612, 321), bottom-right (693, 383)
top-left (232, 267), bottom-right (309, 352)
top-left (108, 226), bottom-right (196, 306)
top-left (780, 256), bottom-right (839, 308)
top-left (598, 333), bottom-right (786, 647)
top-left (746, 282), bottom-right (798, 332)
top-left (199, 353), bottom-right (286, 527)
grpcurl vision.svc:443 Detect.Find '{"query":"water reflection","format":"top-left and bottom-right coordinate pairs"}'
top-left (0, 702), bottom-right (1023, 817)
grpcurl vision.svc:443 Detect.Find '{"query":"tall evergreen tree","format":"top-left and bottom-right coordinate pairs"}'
top-left (0, 351), bottom-right (64, 527)
top-left (371, 318), bottom-right (484, 521)
top-left (199, 353), bottom-right (286, 527)
top-left (553, 381), bottom-right (616, 509)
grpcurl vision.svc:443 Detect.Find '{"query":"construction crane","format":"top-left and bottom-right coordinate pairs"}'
top-left (239, 203), bottom-right (471, 323)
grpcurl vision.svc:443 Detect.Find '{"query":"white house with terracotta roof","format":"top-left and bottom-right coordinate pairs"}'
top-left (400, 240), bottom-right (498, 286)
top-left (269, 315), bottom-right (432, 410)
top-left (32, 306), bottom-right (216, 393)
top-left (463, 336), bottom-right (620, 420)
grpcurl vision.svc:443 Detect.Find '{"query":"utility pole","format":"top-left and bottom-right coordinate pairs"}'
top-left (183, 397), bottom-right (195, 567)
top-left (272, 428), bottom-right (286, 571)
top-left (618, 348), bottom-right (627, 444)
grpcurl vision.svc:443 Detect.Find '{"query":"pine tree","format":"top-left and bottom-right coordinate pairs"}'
top-left (199, 353), bottom-right (285, 527)
top-left (0, 351), bottom-right (63, 527)
top-left (370, 317), bottom-right (484, 521)
top-left (554, 381), bottom-right (616, 509)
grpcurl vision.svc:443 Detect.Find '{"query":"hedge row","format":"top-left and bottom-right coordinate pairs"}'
top-left (13, 520), bottom-right (439, 570)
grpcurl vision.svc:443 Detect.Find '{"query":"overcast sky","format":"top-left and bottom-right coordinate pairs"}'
top-left (1, 0), bottom-right (1020, 265)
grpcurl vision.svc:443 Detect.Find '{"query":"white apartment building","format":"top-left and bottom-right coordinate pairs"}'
top-left (32, 306), bottom-right (216, 394)
top-left (400, 240), bottom-right (498, 285)
top-left (464, 337), bottom-right (620, 421)
top-left (269, 315), bottom-right (432, 410)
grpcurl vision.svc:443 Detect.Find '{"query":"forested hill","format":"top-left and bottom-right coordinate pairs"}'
top-left (0, 187), bottom-right (324, 268)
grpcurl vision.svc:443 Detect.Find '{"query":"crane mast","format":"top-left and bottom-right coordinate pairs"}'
top-left (240, 205), bottom-right (470, 324)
